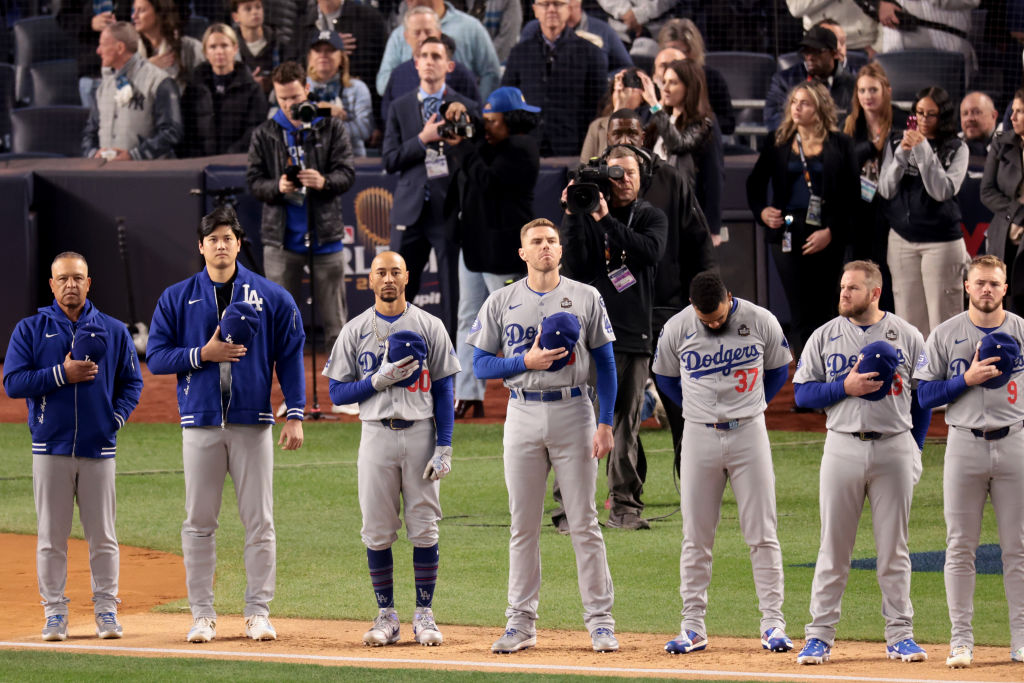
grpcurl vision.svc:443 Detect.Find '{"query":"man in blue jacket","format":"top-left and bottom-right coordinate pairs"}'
top-left (3, 252), bottom-right (143, 642)
top-left (147, 205), bottom-right (306, 644)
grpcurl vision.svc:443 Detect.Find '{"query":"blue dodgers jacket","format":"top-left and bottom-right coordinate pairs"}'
top-left (146, 263), bottom-right (306, 427)
top-left (3, 300), bottom-right (143, 458)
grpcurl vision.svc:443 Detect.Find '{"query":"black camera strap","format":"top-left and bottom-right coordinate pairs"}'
top-left (603, 204), bottom-right (635, 271)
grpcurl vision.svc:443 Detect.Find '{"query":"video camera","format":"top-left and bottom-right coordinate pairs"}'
top-left (290, 100), bottom-right (330, 125)
top-left (564, 158), bottom-right (625, 214)
top-left (438, 111), bottom-right (475, 139)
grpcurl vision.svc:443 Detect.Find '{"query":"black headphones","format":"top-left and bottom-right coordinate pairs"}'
top-left (601, 143), bottom-right (654, 181)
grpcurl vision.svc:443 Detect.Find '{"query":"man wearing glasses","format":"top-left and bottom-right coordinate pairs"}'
top-left (501, 0), bottom-right (608, 156)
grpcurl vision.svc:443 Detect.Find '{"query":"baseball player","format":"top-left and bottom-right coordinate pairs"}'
top-left (652, 270), bottom-right (793, 655)
top-left (323, 250), bottom-right (460, 647)
top-left (466, 218), bottom-right (620, 654)
top-left (791, 260), bottom-right (930, 665)
top-left (914, 254), bottom-right (1024, 668)
top-left (3, 251), bottom-right (142, 641)
top-left (147, 205), bottom-right (306, 644)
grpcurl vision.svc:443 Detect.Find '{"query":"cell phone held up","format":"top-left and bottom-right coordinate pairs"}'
top-left (906, 114), bottom-right (917, 132)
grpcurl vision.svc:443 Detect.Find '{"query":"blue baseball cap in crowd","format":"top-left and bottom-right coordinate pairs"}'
top-left (387, 330), bottom-right (428, 387)
top-left (978, 331), bottom-right (1020, 389)
top-left (484, 86), bottom-right (541, 114)
top-left (311, 30), bottom-right (345, 52)
top-left (71, 323), bottom-right (107, 363)
top-left (539, 312), bottom-right (581, 372)
top-left (220, 301), bottom-right (260, 346)
top-left (857, 340), bottom-right (899, 401)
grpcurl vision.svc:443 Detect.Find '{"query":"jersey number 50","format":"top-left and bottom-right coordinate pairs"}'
top-left (405, 369), bottom-right (431, 393)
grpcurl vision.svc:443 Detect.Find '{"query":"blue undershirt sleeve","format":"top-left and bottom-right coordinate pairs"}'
top-left (472, 347), bottom-right (527, 379)
top-left (793, 378), bottom-right (846, 409)
top-left (592, 342), bottom-right (616, 426)
top-left (430, 374), bottom-right (455, 447)
top-left (917, 376), bottom-right (968, 410)
top-left (654, 373), bottom-right (683, 409)
top-left (910, 389), bottom-right (931, 451)
top-left (329, 376), bottom-right (376, 406)
top-left (763, 365), bottom-right (790, 404)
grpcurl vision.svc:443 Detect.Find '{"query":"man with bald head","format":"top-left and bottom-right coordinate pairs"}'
top-left (960, 92), bottom-right (998, 157)
top-left (324, 250), bottom-right (460, 647)
top-left (4, 252), bottom-right (143, 641)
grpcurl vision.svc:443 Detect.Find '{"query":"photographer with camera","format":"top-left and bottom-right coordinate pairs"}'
top-left (383, 35), bottom-right (480, 338)
top-left (560, 147), bottom-right (667, 531)
top-left (247, 60), bottom-right (356, 362)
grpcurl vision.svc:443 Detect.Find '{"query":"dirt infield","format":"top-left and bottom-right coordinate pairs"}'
top-left (0, 534), bottom-right (1019, 681)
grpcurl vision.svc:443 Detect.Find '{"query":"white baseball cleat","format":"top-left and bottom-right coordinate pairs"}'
top-left (245, 614), bottom-right (277, 641)
top-left (413, 607), bottom-right (443, 645)
top-left (946, 644), bottom-right (973, 668)
top-left (363, 608), bottom-right (400, 646)
top-left (186, 616), bottom-right (216, 643)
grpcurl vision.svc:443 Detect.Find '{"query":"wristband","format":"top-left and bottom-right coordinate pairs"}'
top-left (649, 103), bottom-right (662, 114)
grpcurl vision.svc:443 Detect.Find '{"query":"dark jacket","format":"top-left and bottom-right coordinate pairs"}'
top-left (237, 24), bottom-right (280, 89)
top-left (446, 131), bottom-right (540, 274)
top-left (763, 62), bottom-right (856, 132)
top-left (382, 86), bottom-right (479, 227)
top-left (246, 113), bottom-right (356, 248)
top-left (176, 77), bottom-right (215, 159)
top-left (704, 65), bottom-right (735, 136)
top-left (502, 28), bottom-right (608, 157)
top-left (642, 155), bottom-right (716, 331)
top-left (381, 59), bottom-right (481, 125)
top-left (196, 62), bottom-right (269, 155)
top-left (746, 131), bottom-right (859, 248)
top-left (299, 3), bottom-right (387, 93)
top-left (981, 130), bottom-right (1024, 265)
top-left (879, 134), bottom-right (967, 243)
top-left (57, 0), bottom-right (133, 78)
top-left (560, 198), bottom-right (668, 355)
top-left (264, 0), bottom-right (315, 63)
top-left (847, 105), bottom-right (908, 261)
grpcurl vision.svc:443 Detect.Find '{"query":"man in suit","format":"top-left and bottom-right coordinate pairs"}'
top-left (382, 35), bottom-right (479, 335)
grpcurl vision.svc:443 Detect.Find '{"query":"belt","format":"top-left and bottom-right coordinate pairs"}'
top-left (968, 426), bottom-right (1011, 441)
top-left (509, 387), bottom-right (583, 402)
top-left (380, 418), bottom-right (415, 430)
top-left (706, 420), bottom-right (741, 431)
top-left (850, 431), bottom-right (884, 441)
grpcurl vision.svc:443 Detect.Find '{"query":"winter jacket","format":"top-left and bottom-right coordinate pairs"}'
top-left (196, 62), bottom-right (269, 155)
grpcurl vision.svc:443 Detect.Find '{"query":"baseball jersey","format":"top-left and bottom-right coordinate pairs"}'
top-left (914, 311), bottom-right (1024, 430)
top-left (323, 304), bottom-right (461, 421)
top-left (465, 276), bottom-right (615, 390)
top-left (794, 313), bottom-right (926, 433)
top-left (652, 298), bottom-right (792, 423)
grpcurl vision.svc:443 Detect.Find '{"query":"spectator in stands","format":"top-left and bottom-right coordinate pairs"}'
top-left (376, 0), bottom-right (501, 98)
top-left (193, 24), bottom-right (268, 155)
top-left (843, 61), bottom-right (906, 312)
top-left (786, 0), bottom-right (882, 58)
top-left (879, 0), bottom-right (978, 73)
top-left (593, 0), bottom-right (675, 46)
top-left (82, 22), bottom-right (183, 160)
top-left (655, 19), bottom-right (735, 136)
top-left (260, 0), bottom-right (309, 63)
top-left (640, 61), bottom-right (724, 247)
top-left (133, 0), bottom-right (204, 88)
top-left (520, 0), bottom-right (633, 73)
top-left (747, 80), bottom-right (857, 357)
top-left (980, 89), bottom-right (1024, 310)
top-left (503, 0), bottom-right (608, 156)
top-left (380, 9), bottom-right (481, 122)
top-left (764, 25), bottom-right (855, 132)
top-left (879, 85), bottom-right (968, 336)
top-left (444, 86), bottom-right (541, 419)
top-left (306, 31), bottom-right (373, 157)
top-left (382, 36), bottom-right (479, 335)
top-left (959, 91), bottom-right (998, 157)
top-left (57, 0), bottom-right (133, 107)
top-left (444, 0), bottom-right (522, 62)
top-left (246, 61), bottom-right (356, 354)
top-left (231, 0), bottom-right (278, 94)
top-left (579, 67), bottom-right (648, 162)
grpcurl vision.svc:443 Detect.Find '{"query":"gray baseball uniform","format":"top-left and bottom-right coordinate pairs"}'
top-left (652, 298), bottom-right (792, 637)
top-left (466, 276), bottom-right (616, 634)
top-left (324, 304), bottom-right (460, 549)
top-left (914, 311), bottom-right (1024, 652)
top-left (793, 312), bottom-right (926, 646)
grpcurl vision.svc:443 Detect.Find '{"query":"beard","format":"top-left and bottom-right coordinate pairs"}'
top-left (970, 294), bottom-right (1001, 313)
top-left (701, 314), bottom-right (731, 336)
top-left (839, 298), bottom-right (871, 319)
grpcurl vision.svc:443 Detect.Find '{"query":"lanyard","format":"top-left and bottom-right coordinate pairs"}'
top-left (795, 133), bottom-right (817, 195)
top-left (603, 204), bottom-right (635, 271)
top-left (282, 128), bottom-right (305, 168)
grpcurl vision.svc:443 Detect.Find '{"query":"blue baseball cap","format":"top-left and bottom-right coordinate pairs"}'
top-left (311, 30), bottom-right (345, 52)
top-left (539, 312), bottom-right (580, 372)
top-left (220, 301), bottom-right (260, 346)
top-left (978, 331), bottom-right (1020, 389)
top-left (71, 323), bottom-right (107, 363)
top-left (484, 86), bottom-right (541, 114)
top-left (857, 340), bottom-right (899, 401)
top-left (387, 330), bottom-right (428, 387)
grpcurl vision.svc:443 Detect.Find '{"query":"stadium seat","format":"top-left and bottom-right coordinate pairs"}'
top-left (705, 51), bottom-right (777, 144)
top-left (13, 16), bottom-right (74, 106)
top-left (0, 63), bottom-right (13, 151)
top-left (28, 59), bottom-right (79, 106)
top-left (10, 105), bottom-right (89, 156)
top-left (874, 48), bottom-right (966, 106)
top-left (183, 15), bottom-right (209, 41)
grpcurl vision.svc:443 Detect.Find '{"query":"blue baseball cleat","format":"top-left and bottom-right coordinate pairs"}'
top-left (761, 627), bottom-right (793, 652)
top-left (797, 638), bottom-right (831, 664)
top-left (887, 638), bottom-right (927, 662)
top-left (665, 629), bottom-right (708, 654)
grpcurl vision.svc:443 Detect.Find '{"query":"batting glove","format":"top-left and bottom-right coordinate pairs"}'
top-left (372, 341), bottom-right (421, 391)
top-left (423, 446), bottom-right (452, 481)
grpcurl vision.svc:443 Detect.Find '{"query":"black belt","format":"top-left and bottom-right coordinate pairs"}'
top-left (380, 418), bottom-right (415, 430)
top-left (851, 431), bottom-right (884, 441)
top-left (706, 420), bottom-right (741, 431)
top-left (509, 387), bottom-right (583, 402)
top-left (968, 425), bottom-right (1013, 441)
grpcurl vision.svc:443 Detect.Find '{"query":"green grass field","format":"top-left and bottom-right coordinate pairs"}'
top-left (0, 421), bottom-right (1011, 679)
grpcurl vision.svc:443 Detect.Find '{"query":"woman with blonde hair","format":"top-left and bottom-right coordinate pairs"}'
top-left (194, 23), bottom-right (268, 154)
top-left (844, 62), bottom-right (907, 310)
top-left (747, 80), bottom-right (858, 356)
top-left (306, 33), bottom-right (373, 157)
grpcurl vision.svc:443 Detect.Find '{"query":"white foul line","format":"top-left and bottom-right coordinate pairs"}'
top-left (0, 642), bottom-right (1001, 683)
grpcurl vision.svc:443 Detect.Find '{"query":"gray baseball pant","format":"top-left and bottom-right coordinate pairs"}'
top-left (944, 426), bottom-right (1024, 652)
top-left (181, 425), bottom-right (275, 619)
top-left (33, 454), bottom-right (119, 617)
top-left (805, 430), bottom-right (921, 646)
